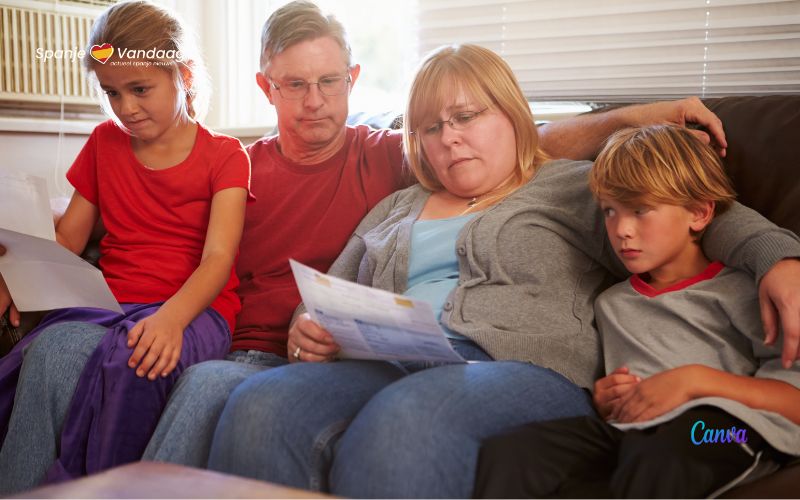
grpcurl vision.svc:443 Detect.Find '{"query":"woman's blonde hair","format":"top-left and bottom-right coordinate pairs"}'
top-left (403, 44), bottom-right (548, 192)
top-left (590, 125), bottom-right (735, 215)
top-left (83, 0), bottom-right (210, 122)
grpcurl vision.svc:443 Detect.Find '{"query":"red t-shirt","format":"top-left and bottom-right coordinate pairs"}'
top-left (234, 125), bottom-right (410, 355)
top-left (67, 120), bottom-right (251, 332)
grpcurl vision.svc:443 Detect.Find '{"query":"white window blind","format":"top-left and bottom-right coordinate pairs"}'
top-left (418, 0), bottom-right (800, 102)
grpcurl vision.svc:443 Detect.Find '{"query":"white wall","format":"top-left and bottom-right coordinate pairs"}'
top-left (1, 130), bottom-right (88, 200)
top-left (0, 127), bottom-right (265, 202)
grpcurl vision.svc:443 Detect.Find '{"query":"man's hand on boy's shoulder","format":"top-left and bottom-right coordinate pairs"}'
top-left (758, 257), bottom-right (800, 368)
top-left (622, 97), bottom-right (728, 158)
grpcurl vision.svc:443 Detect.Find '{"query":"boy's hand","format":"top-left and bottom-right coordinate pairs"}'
top-left (127, 310), bottom-right (185, 380)
top-left (594, 366), bottom-right (641, 420)
top-left (613, 366), bottom-right (697, 423)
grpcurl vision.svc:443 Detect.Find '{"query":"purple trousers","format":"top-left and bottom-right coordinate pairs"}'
top-left (0, 303), bottom-right (230, 482)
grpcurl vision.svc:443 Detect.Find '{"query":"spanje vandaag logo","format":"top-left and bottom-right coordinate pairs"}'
top-left (89, 43), bottom-right (185, 65)
top-left (35, 43), bottom-right (183, 65)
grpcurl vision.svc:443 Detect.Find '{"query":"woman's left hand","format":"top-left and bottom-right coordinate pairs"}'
top-left (287, 312), bottom-right (340, 363)
top-left (127, 310), bottom-right (185, 380)
top-left (758, 258), bottom-right (800, 368)
top-left (612, 366), bottom-right (698, 423)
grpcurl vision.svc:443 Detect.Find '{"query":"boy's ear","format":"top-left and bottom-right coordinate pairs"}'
top-left (689, 200), bottom-right (715, 233)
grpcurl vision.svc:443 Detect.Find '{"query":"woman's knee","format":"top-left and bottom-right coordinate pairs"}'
top-left (221, 361), bottom-right (401, 428)
top-left (348, 362), bottom-right (593, 437)
top-left (215, 365), bottom-right (312, 444)
top-left (214, 361), bottom-right (406, 464)
top-left (330, 362), bottom-right (596, 497)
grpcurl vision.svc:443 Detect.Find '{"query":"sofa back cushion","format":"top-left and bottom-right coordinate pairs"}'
top-left (703, 96), bottom-right (800, 236)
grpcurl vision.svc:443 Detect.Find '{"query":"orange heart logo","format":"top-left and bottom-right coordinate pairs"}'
top-left (90, 43), bottom-right (114, 64)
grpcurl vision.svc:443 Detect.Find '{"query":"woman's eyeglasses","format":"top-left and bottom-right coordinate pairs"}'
top-left (412, 108), bottom-right (489, 138)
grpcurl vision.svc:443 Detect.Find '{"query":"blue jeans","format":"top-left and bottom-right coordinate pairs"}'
top-left (0, 305), bottom-right (231, 493)
top-left (0, 322), bottom-right (106, 494)
top-left (207, 341), bottom-right (595, 498)
top-left (142, 351), bottom-right (288, 467)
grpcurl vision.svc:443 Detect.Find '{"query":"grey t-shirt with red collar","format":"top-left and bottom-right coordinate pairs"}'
top-left (596, 261), bottom-right (800, 456)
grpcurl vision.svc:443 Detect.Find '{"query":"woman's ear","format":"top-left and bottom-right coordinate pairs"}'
top-left (689, 200), bottom-right (715, 233)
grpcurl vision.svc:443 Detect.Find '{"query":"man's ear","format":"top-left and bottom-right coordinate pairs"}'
top-left (256, 72), bottom-right (275, 105)
top-left (347, 64), bottom-right (361, 94)
top-left (690, 200), bottom-right (715, 233)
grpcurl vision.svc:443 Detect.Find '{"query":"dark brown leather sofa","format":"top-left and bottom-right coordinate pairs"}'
top-left (699, 96), bottom-right (800, 497)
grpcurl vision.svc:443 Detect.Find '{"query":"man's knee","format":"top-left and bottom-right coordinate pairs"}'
top-left (181, 360), bottom-right (262, 389)
top-left (164, 360), bottom-right (266, 413)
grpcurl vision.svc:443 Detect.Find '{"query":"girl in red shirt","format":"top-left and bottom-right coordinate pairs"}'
top-left (0, 0), bottom-right (250, 488)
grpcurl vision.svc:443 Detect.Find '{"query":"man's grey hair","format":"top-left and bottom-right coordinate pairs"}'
top-left (259, 0), bottom-right (353, 75)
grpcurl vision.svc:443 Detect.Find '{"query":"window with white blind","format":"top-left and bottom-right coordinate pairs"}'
top-left (163, 0), bottom-right (418, 132)
top-left (418, 0), bottom-right (800, 103)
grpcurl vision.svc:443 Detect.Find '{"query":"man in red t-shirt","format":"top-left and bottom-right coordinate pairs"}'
top-left (136, 1), bottom-right (739, 467)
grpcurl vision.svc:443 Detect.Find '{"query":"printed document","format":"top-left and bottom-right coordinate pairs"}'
top-left (0, 173), bottom-right (122, 313)
top-left (290, 259), bottom-right (464, 363)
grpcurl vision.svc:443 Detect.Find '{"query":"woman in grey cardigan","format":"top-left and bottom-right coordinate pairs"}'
top-left (203, 45), bottom-right (800, 497)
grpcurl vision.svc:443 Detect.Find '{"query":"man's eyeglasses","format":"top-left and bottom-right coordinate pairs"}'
top-left (412, 108), bottom-right (489, 138)
top-left (269, 74), bottom-right (352, 100)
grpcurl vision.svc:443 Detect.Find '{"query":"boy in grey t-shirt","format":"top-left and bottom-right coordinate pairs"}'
top-left (473, 125), bottom-right (800, 498)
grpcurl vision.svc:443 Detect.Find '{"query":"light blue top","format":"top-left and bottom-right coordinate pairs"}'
top-left (406, 213), bottom-right (476, 339)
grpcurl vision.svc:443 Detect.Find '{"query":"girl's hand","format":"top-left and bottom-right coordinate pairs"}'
top-left (0, 246), bottom-right (20, 327)
top-left (613, 366), bottom-right (698, 423)
top-left (287, 312), bottom-right (340, 363)
top-left (593, 366), bottom-right (641, 420)
top-left (127, 310), bottom-right (185, 380)
top-left (0, 274), bottom-right (20, 328)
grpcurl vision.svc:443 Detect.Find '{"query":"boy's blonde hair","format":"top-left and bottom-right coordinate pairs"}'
top-left (404, 44), bottom-right (549, 192)
top-left (590, 125), bottom-right (735, 215)
top-left (84, 0), bottom-right (210, 122)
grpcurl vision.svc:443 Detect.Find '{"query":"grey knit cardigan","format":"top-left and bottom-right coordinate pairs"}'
top-left (317, 159), bottom-right (800, 388)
